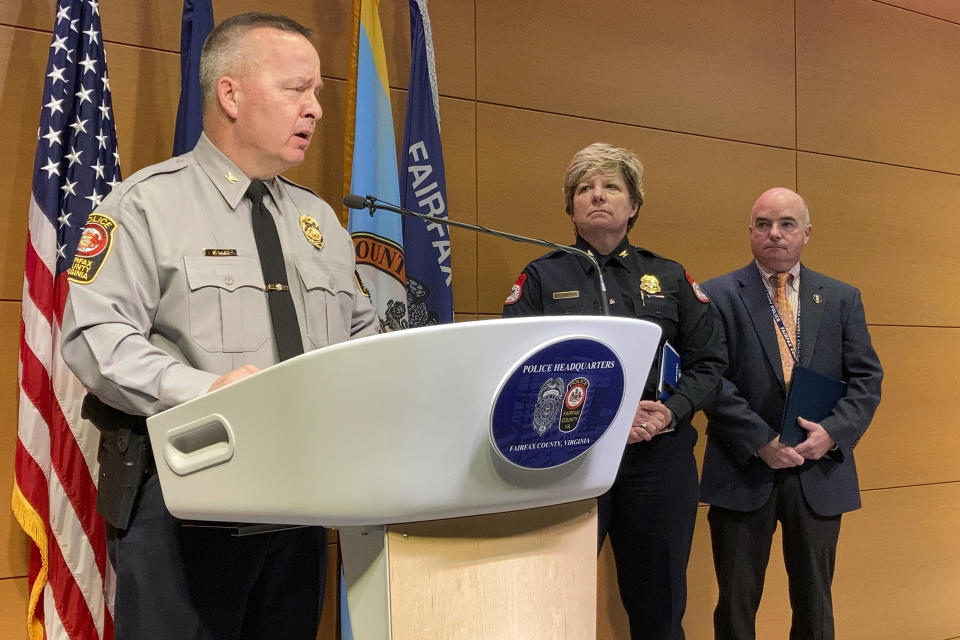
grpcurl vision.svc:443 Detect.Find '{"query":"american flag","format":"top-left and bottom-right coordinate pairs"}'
top-left (12, 0), bottom-right (119, 638)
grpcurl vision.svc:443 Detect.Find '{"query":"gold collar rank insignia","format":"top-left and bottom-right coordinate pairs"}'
top-left (813, 293), bottom-right (822, 304)
top-left (299, 215), bottom-right (324, 250)
top-left (225, 171), bottom-right (239, 184)
top-left (618, 249), bottom-right (629, 258)
top-left (640, 274), bottom-right (661, 294)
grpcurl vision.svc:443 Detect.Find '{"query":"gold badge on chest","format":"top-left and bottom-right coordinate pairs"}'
top-left (299, 215), bottom-right (324, 250)
top-left (640, 274), bottom-right (661, 294)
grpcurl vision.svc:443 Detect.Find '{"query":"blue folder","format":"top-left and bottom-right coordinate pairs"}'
top-left (657, 341), bottom-right (682, 401)
top-left (779, 365), bottom-right (847, 446)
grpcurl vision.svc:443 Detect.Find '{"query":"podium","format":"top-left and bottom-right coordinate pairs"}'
top-left (147, 316), bottom-right (662, 639)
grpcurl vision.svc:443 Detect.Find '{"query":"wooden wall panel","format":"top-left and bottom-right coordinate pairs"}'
top-left (0, 577), bottom-right (28, 640)
top-left (0, 25), bottom-right (49, 300)
top-left (100, 0), bottom-right (180, 51)
top-left (0, 0), bottom-right (57, 33)
top-left (854, 326), bottom-right (960, 488)
top-left (367, 0), bottom-right (475, 99)
top-left (797, 152), bottom-right (960, 327)
top-left (106, 42), bottom-right (181, 177)
top-left (0, 300), bottom-right (28, 579)
top-left (881, 0), bottom-right (960, 24)
top-left (880, 0), bottom-right (960, 23)
top-left (797, 0), bottom-right (960, 173)
top-left (603, 484), bottom-right (960, 639)
top-left (475, 104), bottom-right (796, 313)
top-left (833, 483), bottom-right (960, 638)
top-left (477, 0), bottom-right (796, 147)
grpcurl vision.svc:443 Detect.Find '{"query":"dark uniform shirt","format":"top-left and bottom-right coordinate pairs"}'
top-left (502, 235), bottom-right (725, 431)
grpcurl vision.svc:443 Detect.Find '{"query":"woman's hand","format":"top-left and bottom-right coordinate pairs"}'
top-left (627, 400), bottom-right (673, 443)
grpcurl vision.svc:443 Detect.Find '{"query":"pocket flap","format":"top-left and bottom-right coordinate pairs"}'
top-left (184, 256), bottom-right (265, 292)
top-left (295, 259), bottom-right (354, 295)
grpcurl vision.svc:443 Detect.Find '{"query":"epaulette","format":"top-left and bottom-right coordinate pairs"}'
top-left (106, 154), bottom-right (198, 202)
top-left (277, 174), bottom-right (322, 199)
top-left (531, 247), bottom-right (576, 263)
top-left (634, 245), bottom-right (684, 269)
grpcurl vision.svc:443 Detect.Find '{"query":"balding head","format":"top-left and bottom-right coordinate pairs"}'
top-left (749, 187), bottom-right (812, 272)
top-left (752, 187), bottom-right (810, 226)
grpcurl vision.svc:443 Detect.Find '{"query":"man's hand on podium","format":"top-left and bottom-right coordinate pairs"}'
top-left (208, 364), bottom-right (260, 393)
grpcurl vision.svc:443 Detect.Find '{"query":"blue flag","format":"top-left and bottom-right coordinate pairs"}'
top-left (347, 0), bottom-right (408, 331)
top-left (400, 0), bottom-right (453, 326)
top-left (173, 0), bottom-right (213, 155)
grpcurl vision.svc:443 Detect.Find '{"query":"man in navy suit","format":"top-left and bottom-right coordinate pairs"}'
top-left (700, 187), bottom-right (883, 640)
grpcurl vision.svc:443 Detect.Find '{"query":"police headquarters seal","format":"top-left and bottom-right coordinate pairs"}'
top-left (490, 338), bottom-right (626, 469)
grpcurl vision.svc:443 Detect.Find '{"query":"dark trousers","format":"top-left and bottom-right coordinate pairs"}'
top-left (708, 470), bottom-right (842, 640)
top-left (598, 432), bottom-right (700, 640)
top-left (107, 472), bottom-right (326, 640)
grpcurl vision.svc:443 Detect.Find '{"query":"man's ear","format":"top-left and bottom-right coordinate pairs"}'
top-left (217, 76), bottom-right (240, 120)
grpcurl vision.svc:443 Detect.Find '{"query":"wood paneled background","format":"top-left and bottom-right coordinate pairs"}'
top-left (2, 0), bottom-right (958, 638)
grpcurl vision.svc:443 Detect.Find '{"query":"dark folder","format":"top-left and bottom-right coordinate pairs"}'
top-left (657, 341), bottom-right (681, 402)
top-left (778, 365), bottom-right (846, 446)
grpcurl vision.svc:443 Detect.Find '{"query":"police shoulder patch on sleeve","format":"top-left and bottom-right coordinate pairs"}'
top-left (354, 269), bottom-right (371, 297)
top-left (504, 273), bottom-right (527, 305)
top-left (67, 213), bottom-right (117, 284)
top-left (685, 271), bottom-right (709, 303)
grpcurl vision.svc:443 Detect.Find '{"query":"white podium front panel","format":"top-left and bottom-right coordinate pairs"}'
top-left (146, 316), bottom-right (661, 526)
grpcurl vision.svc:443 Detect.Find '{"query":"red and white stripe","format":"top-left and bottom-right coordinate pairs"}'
top-left (14, 194), bottom-right (114, 640)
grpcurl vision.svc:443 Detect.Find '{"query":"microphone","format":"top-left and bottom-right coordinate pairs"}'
top-left (344, 194), bottom-right (611, 315)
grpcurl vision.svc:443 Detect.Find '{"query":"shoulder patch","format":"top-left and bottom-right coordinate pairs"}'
top-left (68, 213), bottom-right (117, 284)
top-left (685, 271), bottom-right (710, 303)
top-left (504, 273), bottom-right (527, 305)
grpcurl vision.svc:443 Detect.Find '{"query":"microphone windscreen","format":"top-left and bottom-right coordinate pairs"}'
top-left (343, 193), bottom-right (368, 210)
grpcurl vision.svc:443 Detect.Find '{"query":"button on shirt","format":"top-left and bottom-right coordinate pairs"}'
top-left (61, 133), bottom-right (377, 416)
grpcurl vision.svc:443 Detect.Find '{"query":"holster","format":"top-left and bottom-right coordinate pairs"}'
top-left (82, 394), bottom-right (151, 531)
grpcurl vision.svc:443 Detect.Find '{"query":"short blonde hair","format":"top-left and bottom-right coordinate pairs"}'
top-left (563, 143), bottom-right (645, 229)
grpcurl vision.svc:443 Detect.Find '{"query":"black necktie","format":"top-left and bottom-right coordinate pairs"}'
top-left (598, 255), bottom-right (626, 316)
top-left (245, 180), bottom-right (303, 362)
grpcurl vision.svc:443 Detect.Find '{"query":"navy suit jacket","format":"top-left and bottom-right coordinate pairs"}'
top-left (700, 263), bottom-right (883, 516)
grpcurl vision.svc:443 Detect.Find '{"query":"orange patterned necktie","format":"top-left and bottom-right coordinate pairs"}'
top-left (771, 273), bottom-right (797, 384)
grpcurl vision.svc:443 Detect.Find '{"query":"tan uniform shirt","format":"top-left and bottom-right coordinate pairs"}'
top-left (61, 133), bottom-right (377, 416)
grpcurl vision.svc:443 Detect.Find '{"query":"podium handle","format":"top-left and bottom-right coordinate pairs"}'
top-left (162, 414), bottom-right (235, 476)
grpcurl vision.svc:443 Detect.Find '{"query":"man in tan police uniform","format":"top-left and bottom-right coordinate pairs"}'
top-left (61, 12), bottom-right (376, 640)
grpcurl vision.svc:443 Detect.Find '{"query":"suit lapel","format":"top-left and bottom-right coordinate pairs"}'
top-left (736, 265), bottom-right (786, 385)
top-left (798, 265), bottom-right (825, 366)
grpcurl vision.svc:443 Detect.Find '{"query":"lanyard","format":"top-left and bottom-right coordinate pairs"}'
top-left (765, 288), bottom-right (801, 364)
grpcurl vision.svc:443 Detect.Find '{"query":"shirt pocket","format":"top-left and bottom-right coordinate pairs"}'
top-left (184, 256), bottom-right (269, 353)
top-left (637, 294), bottom-right (680, 336)
top-left (295, 259), bottom-right (356, 349)
top-left (544, 296), bottom-right (590, 315)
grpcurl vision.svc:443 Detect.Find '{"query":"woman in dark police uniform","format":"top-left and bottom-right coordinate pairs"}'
top-left (502, 143), bottom-right (725, 639)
